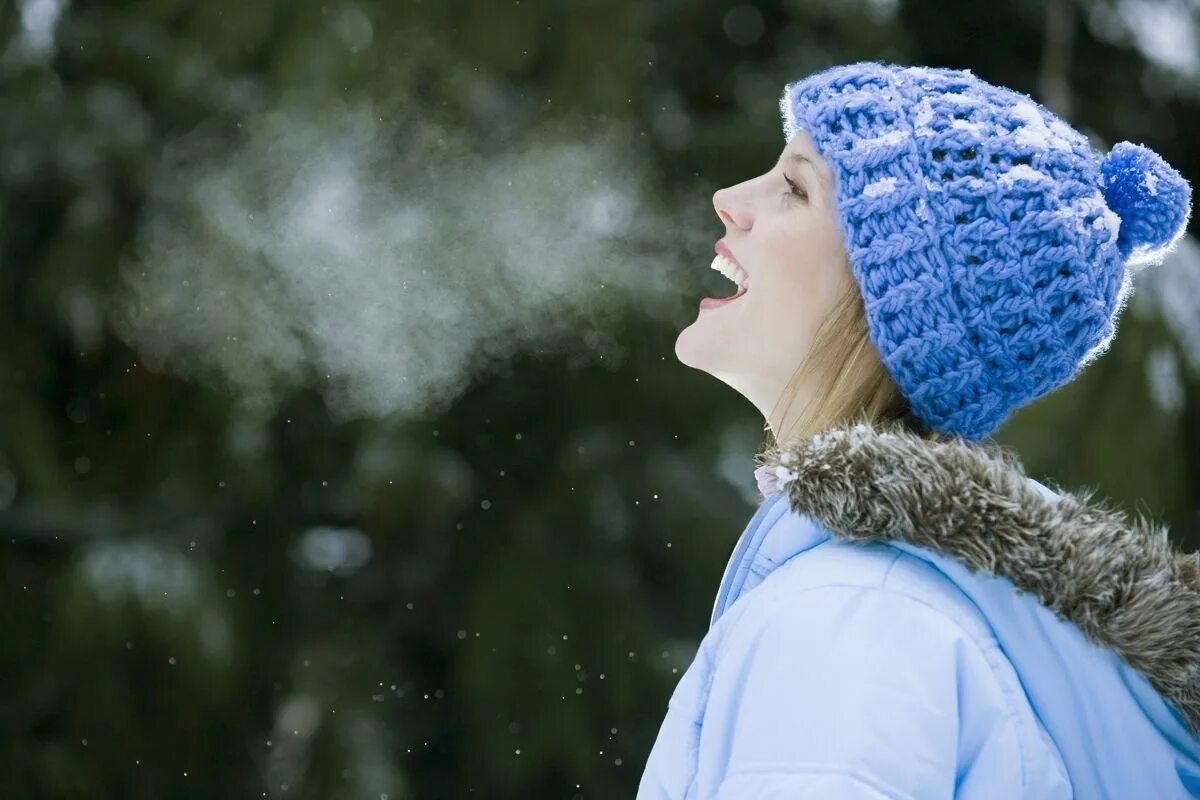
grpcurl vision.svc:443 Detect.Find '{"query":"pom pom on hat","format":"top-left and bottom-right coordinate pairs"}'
top-left (1101, 141), bottom-right (1193, 268)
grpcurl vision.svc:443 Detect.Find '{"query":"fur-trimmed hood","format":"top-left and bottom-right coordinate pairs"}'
top-left (754, 419), bottom-right (1200, 742)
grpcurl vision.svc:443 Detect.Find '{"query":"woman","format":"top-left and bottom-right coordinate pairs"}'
top-left (640, 62), bottom-right (1198, 798)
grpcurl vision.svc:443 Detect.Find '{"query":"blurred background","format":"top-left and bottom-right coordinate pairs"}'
top-left (2, 0), bottom-right (1198, 797)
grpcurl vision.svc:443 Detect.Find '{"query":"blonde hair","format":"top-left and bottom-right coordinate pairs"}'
top-left (759, 265), bottom-right (946, 457)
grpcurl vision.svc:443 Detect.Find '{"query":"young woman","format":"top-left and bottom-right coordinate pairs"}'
top-left (640, 62), bottom-right (1199, 798)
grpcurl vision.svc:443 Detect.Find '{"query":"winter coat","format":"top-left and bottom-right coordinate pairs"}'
top-left (636, 421), bottom-right (1200, 799)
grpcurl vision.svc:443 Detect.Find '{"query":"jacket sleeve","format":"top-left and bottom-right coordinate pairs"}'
top-left (705, 583), bottom-right (1022, 800)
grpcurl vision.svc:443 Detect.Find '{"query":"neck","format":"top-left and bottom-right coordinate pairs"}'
top-left (765, 375), bottom-right (828, 449)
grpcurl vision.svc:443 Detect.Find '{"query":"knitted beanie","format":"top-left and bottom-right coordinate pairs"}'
top-left (780, 61), bottom-right (1193, 441)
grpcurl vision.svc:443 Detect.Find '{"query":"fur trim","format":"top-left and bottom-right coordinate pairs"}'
top-left (757, 419), bottom-right (1200, 738)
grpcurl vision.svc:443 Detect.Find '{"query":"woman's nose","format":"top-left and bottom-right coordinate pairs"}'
top-left (713, 188), bottom-right (751, 231)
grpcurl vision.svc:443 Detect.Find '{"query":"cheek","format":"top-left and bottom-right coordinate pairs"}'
top-left (752, 227), bottom-right (854, 340)
top-left (766, 266), bottom-right (834, 339)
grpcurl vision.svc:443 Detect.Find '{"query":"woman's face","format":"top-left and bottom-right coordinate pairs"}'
top-left (675, 130), bottom-right (856, 428)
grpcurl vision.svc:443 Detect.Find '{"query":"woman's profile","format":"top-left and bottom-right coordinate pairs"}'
top-left (641, 61), bottom-right (1199, 798)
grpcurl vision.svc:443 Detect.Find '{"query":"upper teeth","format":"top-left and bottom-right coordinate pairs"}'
top-left (711, 254), bottom-right (749, 291)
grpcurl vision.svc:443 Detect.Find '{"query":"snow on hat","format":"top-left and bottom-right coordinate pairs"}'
top-left (780, 61), bottom-right (1192, 441)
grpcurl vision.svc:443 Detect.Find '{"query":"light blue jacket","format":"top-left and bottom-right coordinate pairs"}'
top-left (637, 423), bottom-right (1200, 799)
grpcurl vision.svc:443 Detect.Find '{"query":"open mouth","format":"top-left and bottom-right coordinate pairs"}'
top-left (700, 253), bottom-right (749, 310)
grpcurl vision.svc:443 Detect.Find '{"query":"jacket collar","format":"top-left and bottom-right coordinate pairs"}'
top-left (753, 419), bottom-right (1200, 740)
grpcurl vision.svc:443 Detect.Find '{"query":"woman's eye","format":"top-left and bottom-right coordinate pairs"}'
top-left (784, 174), bottom-right (808, 201)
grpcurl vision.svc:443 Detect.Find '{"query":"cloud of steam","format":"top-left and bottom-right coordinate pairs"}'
top-left (111, 98), bottom-right (719, 421)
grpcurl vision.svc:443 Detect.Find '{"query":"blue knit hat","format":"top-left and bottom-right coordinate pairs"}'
top-left (780, 62), bottom-right (1193, 441)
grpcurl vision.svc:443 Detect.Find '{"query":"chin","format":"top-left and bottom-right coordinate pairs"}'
top-left (673, 327), bottom-right (696, 368)
top-left (674, 318), bottom-right (728, 374)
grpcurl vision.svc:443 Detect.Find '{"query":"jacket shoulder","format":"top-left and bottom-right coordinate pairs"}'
top-left (704, 539), bottom-right (1070, 797)
top-left (742, 536), bottom-right (996, 644)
